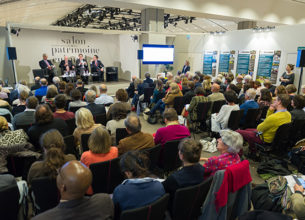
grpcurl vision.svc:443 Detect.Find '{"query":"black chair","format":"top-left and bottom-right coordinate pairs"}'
top-left (173, 96), bottom-right (185, 115)
top-left (94, 113), bottom-right (107, 126)
top-left (0, 184), bottom-right (20, 220)
top-left (31, 177), bottom-right (60, 215)
top-left (120, 193), bottom-right (170, 220)
top-left (81, 133), bottom-right (91, 152)
top-left (142, 144), bottom-right (162, 171)
top-left (255, 123), bottom-right (292, 157)
top-left (161, 138), bottom-right (186, 174)
top-left (2, 113), bottom-right (11, 123)
top-left (227, 109), bottom-right (244, 131)
top-left (289, 119), bottom-right (305, 147)
top-left (192, 102), bottom-right (212, 132)
top-left (64, 135), bottom-right (79, 159)
top-left (89, 157), bottom-right (124, 194)
top-left (242, 108), bottom-right (260, 129)
top-left (116, 128), bottom-right (129, 145)
top-left (258, 105), bottom-right (269, 122)
top-left (143, 87), bottom-right (154, 104)
top-left (65, 118), bottom-right (76, 136)
top-left (211, 100), bottom-right (226, 114)
top-left (15, 124), bottom-right (32, 133)
top-left (171, 177), bottom-right (213, 220)
top-left (7, 155), bottom-right (38, 180)
top-left (69, 106), bottom-right (81, 113)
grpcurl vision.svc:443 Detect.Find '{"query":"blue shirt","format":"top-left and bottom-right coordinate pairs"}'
top-left (35, 86), bottom-right (48, 97)
top-left (239, 100), bottom-right (259, 125)
top-left (113, 177), bottom-right (165, 211)
top-left (95, 94), bottom-right (114, 105)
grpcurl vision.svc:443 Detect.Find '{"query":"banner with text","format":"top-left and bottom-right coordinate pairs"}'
top-left (203, 50), bottom-right (218, 76)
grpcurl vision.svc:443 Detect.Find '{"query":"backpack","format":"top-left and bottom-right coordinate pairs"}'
top-left (257, 159), bottom-right (292, 177)
top-left (147, 114), bottom-right (158, 124)
top-left (291, 147), bottom-right (305, 175)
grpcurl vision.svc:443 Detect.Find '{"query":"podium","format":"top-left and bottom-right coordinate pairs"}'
top-left (106, 67), bottom-right (118, 82)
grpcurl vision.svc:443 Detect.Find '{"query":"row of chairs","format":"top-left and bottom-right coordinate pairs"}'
top-left (25, 138), bottom-right (186, 216)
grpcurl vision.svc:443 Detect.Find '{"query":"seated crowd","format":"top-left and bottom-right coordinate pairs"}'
top-left (1, 71), bottom-right (305, 220)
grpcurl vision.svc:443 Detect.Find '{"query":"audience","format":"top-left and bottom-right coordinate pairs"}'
top-left (13, 96), bottom-right (38, 129)
top-left (126, 75), bottom-right (137, 98)
top-left (162, 138), bottom-right (204, 209)
top-left (27, 129), bottom-right (76, 184)
top-left (107, 89), bottom-right (130, 120)
top-left (42, 85), bottom-right (58, 111)
top-left (237, 94), bottom-right (291, 156)
top-left (155, 108), bottom-right (190, 145)
top-left (68, 89), bottom-right (87, 110)
top-left (274, 85), bottom-right (287, 97)
top-left (263, 79), bottom-right (276, 96)
top-left (0, 116), bottom-right (35, 173)
top-left (146, 83), bottom-right (182, 116)
top-left (186, 87), bottom-right (208, 122)
top-left (85, 90), bottom-right (106, 116)
top-left (183, 81), bottom-right (195, 104)
top-left (151, 79), bottom-right (166, 104)
top-left (73, 108), bottom-right (102, 147)
top-left (286, 84), bottom-right (297, 98)
top-left (117, 113), bottom-right (154, 155)
top-left (80, 126), bottom-right (118, 167)
top-left (58, 81), bottom-right (66, 94)
top-left (75, 79), bottom-right (88, 96)
top-left (113, 151), bottom-right (165, 212)
top-left (290, 95), bottom-right (305, 121)
top-left (31, 76), bottom-right (41, 91)
top-left (235, 75), bottom-right (243, 90)
top-left (143, 72), bottom-right (154, 87)
top-left (0, 85), bottom-right (8, 100)
top-left (193, 75), bottom-right (202, 88)
top-left (35, 78), bottom-right (48, 97)
top-left (211, 90), bottom-right (239, 133)
top-left (257, 88), bottom-right (272, 120)
top-left (106, 103), bottom-right (128, 145)
top-left (201, 129), bottom-right (242, 177)
top-left (64, 83), bottom-right (74, 100)
top-left (239, 88), bottom-right (259, 125)
top-left (28, 104), bottom-right (68, 149)
top-left (95, 84), bottom-right (114, 105)
top-left (12, 90), bottom-right (28, 116)
top-left (32, 161), bottom-right (114, 220)
top-left (53, 94), bottom-right (75, 120)
top-left (208, 83), bottom-right (225, 102)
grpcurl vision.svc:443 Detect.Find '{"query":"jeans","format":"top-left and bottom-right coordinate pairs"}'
top-left (150, 99), bottom-right (165, 114)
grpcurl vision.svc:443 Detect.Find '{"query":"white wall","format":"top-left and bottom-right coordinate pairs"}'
top-left (10, 29), bottom-right (138, 82)
top-left (0, 27), bottom-right (15, 84)
top-left (173, 24), bottom-right (305, 88)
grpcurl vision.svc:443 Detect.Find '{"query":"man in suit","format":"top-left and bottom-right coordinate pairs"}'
top-left (208, 83), bottom-right (225, 102)
top-left (90, 55), bottom-right (104, 82)
top-left (76, 54), bottom-right (89, 83)
top-left (39, 53), bottom-right (55, 84)
top-left (32, 161), bottom-right (114, 220)
top-left (117, 113), bottom-right (154, 155)
top-left (12, 96), bottom-right (38, 129)
top-left (59, 56), bottom-right (74, 75)
top-left (181, 60), bottom-right (190, 74)
top-left (85, 90), bottom-right (106, 116)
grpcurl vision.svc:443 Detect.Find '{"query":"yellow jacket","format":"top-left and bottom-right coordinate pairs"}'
top-left (257, 109), bottom-right (291, 143)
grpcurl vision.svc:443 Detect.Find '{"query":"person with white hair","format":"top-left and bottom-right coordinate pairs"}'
top-left (244, 75), bottom-right (252, 84)
top-left (52, 76), bottom-right (60, 86)
top-left (239, 88), bottom-right (259, 125)
top-left (39, 53), bottom-right (55, 84)
top-left (201, 129), bottom-right (243, 177)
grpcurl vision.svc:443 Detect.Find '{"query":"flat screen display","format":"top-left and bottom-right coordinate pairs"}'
top-left (142, 44), bottom-right (174, 64)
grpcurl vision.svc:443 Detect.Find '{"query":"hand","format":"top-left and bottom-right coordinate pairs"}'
top-left (162, 98), bottom-right (165, 102)
top-left (269, 105), bottom-right (275, 111)
top-left (48, 66), bottom-right (52, 70)
top-left (294, 184), bottom-right (304, 193)
top-left (200, 157), bottom-right (209, 162)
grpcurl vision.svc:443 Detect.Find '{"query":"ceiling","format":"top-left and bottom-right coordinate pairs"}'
top-left (0, 0), bottom-right (301, 34)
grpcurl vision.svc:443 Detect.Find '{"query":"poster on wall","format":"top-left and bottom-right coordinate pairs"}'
top-left (236, 50), bottom-right (256, 76)
top-left (203, 50), bottom-right (218, 76)
top-left (229, 50), bottom-right (236, 73)
top-left (219, 51), bottom-right (230, 74)
top-left (256, 50), bottom-right (281, 83)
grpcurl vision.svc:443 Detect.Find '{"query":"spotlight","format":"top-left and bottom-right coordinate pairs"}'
top-left (131, 35), bottom-right (138, 42)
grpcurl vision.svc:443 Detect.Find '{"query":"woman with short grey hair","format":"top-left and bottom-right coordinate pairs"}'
top-left (201, 129), bottom-right (242, 177)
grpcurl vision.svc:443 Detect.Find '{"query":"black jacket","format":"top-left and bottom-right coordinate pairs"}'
top-left (39, 60), bottom-right (53, 69)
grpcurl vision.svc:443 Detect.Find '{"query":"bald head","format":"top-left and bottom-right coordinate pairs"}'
top-left (57, 161), bottom-right (92, 200)
top-left (34, 76), bottom-right (40, 83)
top-left (99, 84), bottom-right (107, 94)
top-left (132, 76), bottom-right (137, 81)
top-left (211, 83), bottom-right (220, 93)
